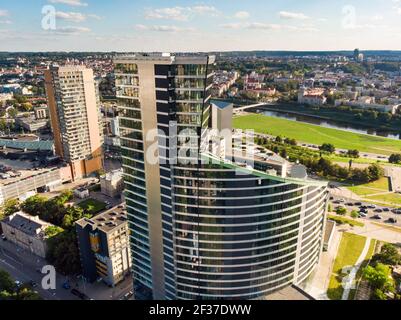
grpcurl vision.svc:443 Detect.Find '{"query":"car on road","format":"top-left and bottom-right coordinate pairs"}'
top-left (388, 218), bottom-right (398, 224)
top-left (14, 280), bottom-right (22, 288)
top-left (70, 288), bottom-right (90, 300)
top-left (372, 215), bottom-right (382, 220)
top-left (1, 234), bottom-right (6, 241)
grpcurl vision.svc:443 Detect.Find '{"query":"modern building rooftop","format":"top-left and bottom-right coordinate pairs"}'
top-left (114, 53), bottom-right (215, 64)
top-left (211, 100), bottom-right (233, 109)
top-left (75, 206), bottom-right (127, 233)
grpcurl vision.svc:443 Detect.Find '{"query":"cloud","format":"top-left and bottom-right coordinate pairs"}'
top-left (56, 11), bottom-right (86, 22)
top-left (0, 10), bottom-right (9, 17)
top-left (220, 22), bottom-right (317, 32)
top-left (135, 24), bottom-right (195, 32)
top-left (279, 11), bottom-right (309, 20)
top-left (189, 5), bottom-right (219, 15)
top-left (0, 20), bottom-right (12, 24)
top-left (50, 26), bottom-right (91, 34)
top-left (234, 11), bottom-right (250, 20)
top-left (145, 5), bottom-right (219, 21)
top-left (145, 7), bottom-right (188, 21)
top-left (49, 0), bottom-right (88, 6)
top-left (55, 11), bottom-right (102, 22)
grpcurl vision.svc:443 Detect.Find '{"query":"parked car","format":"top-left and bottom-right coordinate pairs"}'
top-left (359, 213), bottom-right (368, 218)
top-left (374, 209), bottom-right (383, 213)
top-left (29, 280), bottom-right (38, 288)
top-left (367, 205), bottom-right (376, 209)
top-left (70, 288), bottom-right (90, 300)
top-left (388, 218), bottom-right (398, 224)
top-left (354, 202), bottom-right (362, 206)
top-left (1, 234), bottom-right (6, 241)
top-left (383, 208), bottom-right (390, 212)
top-left (372, 215), bottom-right (382, 220)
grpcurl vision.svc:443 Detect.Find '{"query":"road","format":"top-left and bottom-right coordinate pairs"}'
top-left (0, 239), bottom-right (77, 300)
top-left (329, 192), bottom-right (401, 227)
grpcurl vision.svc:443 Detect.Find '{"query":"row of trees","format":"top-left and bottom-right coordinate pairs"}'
top-left (363, 244), bottom-right (401, 300)
top-left (256, 137), bottom-right (383, 183)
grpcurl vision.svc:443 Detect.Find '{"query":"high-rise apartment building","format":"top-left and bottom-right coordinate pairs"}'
top-left (114, 53), bottom-right (329, 300)
top-left (45, 65), bottom-right (104, 180)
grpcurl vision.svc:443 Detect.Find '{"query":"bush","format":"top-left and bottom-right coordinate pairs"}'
top-left (336, 207), bottom-right (347, 216)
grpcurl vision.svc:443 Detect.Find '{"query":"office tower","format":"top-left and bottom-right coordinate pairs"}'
top-left (45, 65), bottom-right (104, 180)
top-left (75, 207), bottom-right (131, 287)
top-left (114, 53), bottom-right (329, 300)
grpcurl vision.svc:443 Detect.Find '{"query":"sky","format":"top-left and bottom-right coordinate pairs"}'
top-left (1, 0), bottom-right (401, 52)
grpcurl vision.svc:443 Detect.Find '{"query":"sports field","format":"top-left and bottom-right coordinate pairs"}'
top-left (233, 114), bottom-right (401, 155)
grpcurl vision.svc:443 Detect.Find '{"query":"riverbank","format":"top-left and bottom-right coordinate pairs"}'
top-left (251, 103), bottom-right (401, 136)
top-left (233, 113), bottom-right (401, 155)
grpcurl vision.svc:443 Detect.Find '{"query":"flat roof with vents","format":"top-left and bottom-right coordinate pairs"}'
top-left (75, 205), bottom-right (127, 233)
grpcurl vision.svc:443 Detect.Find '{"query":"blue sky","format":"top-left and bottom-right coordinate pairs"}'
top-left (1, 0), bottom-right (401, 51)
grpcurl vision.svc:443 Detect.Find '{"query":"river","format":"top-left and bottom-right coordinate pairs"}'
top-left (249, 106), bottom-right (401, 140)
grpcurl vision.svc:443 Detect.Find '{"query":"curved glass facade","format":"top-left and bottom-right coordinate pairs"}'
top-left (171, 164), bottom-right (327, 300)
top-left (114, 54), bottom-right (328, 300)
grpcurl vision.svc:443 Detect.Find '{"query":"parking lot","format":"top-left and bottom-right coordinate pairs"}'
top-left (330, 195), bottom-right (401, 227)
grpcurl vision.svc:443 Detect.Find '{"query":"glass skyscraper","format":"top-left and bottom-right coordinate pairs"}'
top-left (114, 53), bottom-right (328, 300)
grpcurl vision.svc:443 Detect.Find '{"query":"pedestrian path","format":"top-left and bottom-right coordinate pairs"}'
top-left (341, 237), bottom-right (371, 300)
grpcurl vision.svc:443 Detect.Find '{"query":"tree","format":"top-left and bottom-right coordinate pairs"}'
top-left (319, 143), bottom-right (336, 154)
top-left (373, 244), bottom-right (401, 266)
top-left (363, 263), bottom-right (395, 294)
top-left (7, 108), bottom-right (18, 118)
top-left (0, 270), bottom-right (15, 293)
top-left (347, 149), bottom-right (360, 158)
top-left (351, 210), bottom-right (359, 219)
top-left (20, 195), bottom-right (47, 217)
top-left (44, 226), bottom-right (64, 238)
top-left (0, 199), bottom-right (19, 219)
top-left (367, 164), bottom-right (384, 182)
top-left (389, 154), bottom-right (401, 164)
top-left (46, 230), bottom-right (82, 276)
top-left (275, 136), bottom-right (283, 143)
top-left (280, 149), bottom-right (288, 159)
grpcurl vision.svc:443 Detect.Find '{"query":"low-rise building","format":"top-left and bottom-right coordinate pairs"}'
top-left (298, 88), bottom-right (327, 105)
top-left (75, 207), bottom-right (131, 287)
top-left (74, 187), bottom-right (90, 199)
top-left (1, 211), bottom-right (53, 258)
top-left (100, 169), bottom-right (123, 198)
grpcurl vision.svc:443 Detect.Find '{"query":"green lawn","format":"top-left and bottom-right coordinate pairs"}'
top-left (233, 114), bottom-right (401, 155)
top-left (350, 239), bottom-right (377, 300)
top-left (328, 215), bottom-right (365, 228)
top-left (366, 192), bottom-right (401, 206)
top-left (327, 232), bottom-right (367, 300)
top-left (78, 198), bottom-right (107, 214)
top-left (348, 177), bottom-right (390, 197)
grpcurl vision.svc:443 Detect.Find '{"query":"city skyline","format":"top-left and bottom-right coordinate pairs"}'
top-left (1, 0), bottom-right (401, 52)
